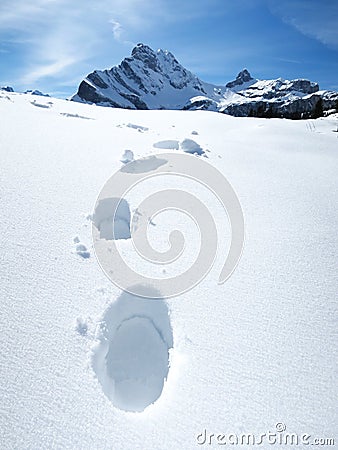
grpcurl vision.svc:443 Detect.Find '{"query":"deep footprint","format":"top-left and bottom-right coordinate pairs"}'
top-left (92, 287), bottom-right (173, 412)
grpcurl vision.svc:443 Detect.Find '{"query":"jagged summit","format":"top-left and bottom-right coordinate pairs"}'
top-left (71, 44), bottom-right (338, 119)
top-left (130, 43), bottom-right (160, 68)
top-left (72, 43), bottom-right (209, 110)
top-left (131, 42), bottom-right (152, 55)
top-left (131, 43), bottom-right (179, 71)
top-left (226, 69), bottom-right (254, 88)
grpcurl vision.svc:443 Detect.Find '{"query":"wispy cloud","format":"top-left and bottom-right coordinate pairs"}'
top-left (268, 0), bottom-right (338, 49)
top-left (110, 19), bottom-right (122, 40)
top-left (0, 0), bottom-right (147, 88)
top-left (21, 58), bottom-right (77, 84)
top-left (1, 0), bottom-right (336, 95)
top-left (0, 0), bottom-right (231, 89)
top-left (109, 18), bottom-right (135, 46)
top-left (274, 57), bottom-right (302, 65)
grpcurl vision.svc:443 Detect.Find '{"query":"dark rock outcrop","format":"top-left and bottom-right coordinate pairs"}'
top-left (1, 86), bottom-right (14, 92)
top-left (226, 69), bottom-right (253, 88)
top-left (221, 91), bottom-right (338, 119)
top-left (24, 89), bottom-right (50, 97)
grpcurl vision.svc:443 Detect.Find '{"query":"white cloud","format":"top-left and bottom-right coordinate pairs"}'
top-left (1, 0), bottom-right (178, 88)
top-left (0, 0), bottom-right (265, 90)
top-left (21, 57), bottom-right (77, 84)
top-left (268, 0), bottom-right (338, 49)
top-left (110, 19), bottom-right (122, 40)
top-left (109, 18), bottom-right (135, 46)
top-left (0, 0), bottom-right (140, 87)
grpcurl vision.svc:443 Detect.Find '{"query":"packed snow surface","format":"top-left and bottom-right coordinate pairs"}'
top-left (92, 289), bottom-right (173, 412)
top-left (0, 91), bottom-right (337, 449)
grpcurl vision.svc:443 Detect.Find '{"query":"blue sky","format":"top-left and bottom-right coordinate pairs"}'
top-left (1, 0), bottom-right (337, 98)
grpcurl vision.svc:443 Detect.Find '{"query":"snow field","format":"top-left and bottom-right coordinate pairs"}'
top-left (0, 91), bottom-right (337, 449)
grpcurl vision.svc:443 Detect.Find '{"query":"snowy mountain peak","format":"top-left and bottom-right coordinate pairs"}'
top-left (71, 44), bottom-right (338, 119)
top-left (131, 43), bottom-right (178, 65)
top-left (131, 42), bottom-right (153, 56)
top-left (130, 43), bottom-right (159, 69)
top-left (72, 44), bottom-right (208, 110)
top-left (226, 69), bottom-right (254, 88)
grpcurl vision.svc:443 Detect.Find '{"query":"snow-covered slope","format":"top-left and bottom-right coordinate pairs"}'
top-left (72, 43), bottom-right (338, 119)
top-left (0, 90), bottom-right (337, 449)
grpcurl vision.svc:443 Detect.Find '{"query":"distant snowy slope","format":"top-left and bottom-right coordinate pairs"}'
top-left (71, 43), bottom-right (338, 119)
top-left (0, 90), bottom-right (337, 449)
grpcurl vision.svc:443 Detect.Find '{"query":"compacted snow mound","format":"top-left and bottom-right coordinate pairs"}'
top-left (120, 155), bottom-right (168, 174)
top-left (92, 288), bottom-right (173, 412)
top-left (120, 149), bottom-right (134, 164)
top-left (30, 100), bottom-right (51, 109)
top-left (73, 236), bottom-right (90, 258)
top-left (180, 138), bottom-right (204, 155)
top-left (75, 243), bottom-right (90, 259)
top-left (60, 112), bottom-right (93, 120)
top-left (126, 123), bottom-right (149, 132)
top-left (92, 197), bottom-right (131, 240)
top-left (153, 140), bottom-right (179, 150)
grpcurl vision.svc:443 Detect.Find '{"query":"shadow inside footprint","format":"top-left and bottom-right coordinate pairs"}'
top-left (120, 156), bottom-right (167, 174)
top-left (92, 286), bottom-right (173, 412)
top-left (92, 197), bottom-right (131, 240)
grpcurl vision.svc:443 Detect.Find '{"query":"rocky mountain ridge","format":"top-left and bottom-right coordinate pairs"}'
top-left (71, 43), bottom-right (338, 119)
